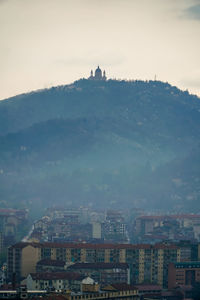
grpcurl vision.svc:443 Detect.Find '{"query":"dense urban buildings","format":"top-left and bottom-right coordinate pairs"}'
top-left (8, 240), bottom-right (199, 288)
top-left (135, 214), bottom-right (200, 242)
top-left (31, 208), bottom-right (128, 243)
top-left (1, 207), bottom-right (200, 299)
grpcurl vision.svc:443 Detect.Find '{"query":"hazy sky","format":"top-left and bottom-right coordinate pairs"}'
top-left (1, 0), bottom-right (200, 100)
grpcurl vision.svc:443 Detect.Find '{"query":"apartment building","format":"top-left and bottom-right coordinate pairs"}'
top-left (7, 242), bottom-right (41, 282)
top-left (8, 242), bottom-right (183, 287)
top-left (168, 261), bottom-right (200, 289)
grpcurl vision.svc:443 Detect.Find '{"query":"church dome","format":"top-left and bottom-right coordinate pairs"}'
top-left (88, 66), bottom-right (106, 81)
top-left (95, 66), bottom-right (101, 72)
top-left (95, 66), bottom-right (102, 79)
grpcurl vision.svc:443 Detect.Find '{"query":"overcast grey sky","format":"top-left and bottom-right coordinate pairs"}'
top-left (0, 0), bottom-right (200, 100)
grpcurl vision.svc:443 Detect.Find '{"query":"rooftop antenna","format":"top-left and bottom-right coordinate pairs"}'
top-left (154, 74), bottom-right (157, 81)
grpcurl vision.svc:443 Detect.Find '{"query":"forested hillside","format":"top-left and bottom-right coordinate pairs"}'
top-left (0, 79), bottom-right (200, 215)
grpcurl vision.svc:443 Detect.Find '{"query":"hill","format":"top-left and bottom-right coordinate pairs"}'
top-left (0, 79), bottom-right (200, 215)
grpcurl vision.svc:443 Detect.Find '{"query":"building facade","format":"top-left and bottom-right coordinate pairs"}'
top-left (7, 242), bottom-right (187, 287)
top-left (168, 261), bottom-right (200, 289)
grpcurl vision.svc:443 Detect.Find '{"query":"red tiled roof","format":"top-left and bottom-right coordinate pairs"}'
top-left (10, 242), bottom-right (140, 250)
top-left (29, 272), bottom-right (85, 281)
top-left (143, 234), bottom-right (168, 240)
top-left (10, 242), bottom-right (43, 249)
top-left (153, 243), bottom-right (178, 249)
top-left (170, 214), bottom-right (200, 219)
top-left (139, 214), bottom-right (200, 220)
top-left (0, 208), bottom-right (27, 216)
top-left (134, 284), bottom-right (162, 291)
top-left (68, 262), bottom-right (129, 270)
top-left (38, 242), bottom-right (151, 250)
top-left (142, 293), bottom-right (161, 298)
top-left (139, 216), bottom-right (164, 220)
top-left (0, 208), bottom-right (17, 214)
top-left (103, 283), bottom-right (137, 291)
top-left (9, 241), bottom-right (180, 250)
top-left (9, 242), bottom-right (30, 249)
top-left (42, 296), bottom-right (66, 300)
top-left (37, 259), bottom-right (65, 267)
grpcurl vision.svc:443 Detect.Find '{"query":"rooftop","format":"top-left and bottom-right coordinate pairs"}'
top-left (10, 241), bottom-right (179, 250)
top-left (37, 259), bottom-right (66, 267)
top-left (139, 214), bottom-right (200, 220)
top-left (134, 284), bottom-right (162, 291)
top-left (68, 262), bottom-right (129, 270)
top-left (174, 261), bottom-right (200, 268)
top-left (30, 272), bottom-right (85, 281)
top-left (102, 283), bottom-right (137, 291)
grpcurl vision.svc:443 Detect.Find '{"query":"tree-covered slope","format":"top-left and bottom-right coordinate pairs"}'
top-left (1, 79), bottom-right (200, 136)
top-left (0, 79), bottom-right (200, 214)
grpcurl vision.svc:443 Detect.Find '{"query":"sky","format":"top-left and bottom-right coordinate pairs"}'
top-left (0, 0), bottom-right (200, 100)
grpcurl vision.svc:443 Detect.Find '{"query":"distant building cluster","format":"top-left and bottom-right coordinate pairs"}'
top-left (37, 209), bottom-right (200, 245)
top-left (2, 208), bottom-right (200, 299)
top-left (134, 214), bottom-right (200, 243)
top-left (30, 207), bottom-right (128, 244)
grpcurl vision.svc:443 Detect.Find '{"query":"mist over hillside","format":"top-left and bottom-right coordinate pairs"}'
top-left (0, 79), bottom-right (200, 215)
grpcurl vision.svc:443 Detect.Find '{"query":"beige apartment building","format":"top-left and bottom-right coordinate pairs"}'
top-left (8, 242), bottom-right (183, 287)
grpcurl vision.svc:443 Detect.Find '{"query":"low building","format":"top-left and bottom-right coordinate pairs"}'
top-left (81, 277), bottom-right (99, 293)
top-left (27, 272), bottom-right (85, 292)
top-left (101, 283), bottom-right (139, 299)
top-left (36, 259), bottom-right (66, 272)
top-left (134, 284), bottom-right (162, 297)
top-left (67, 262), bottom-right (130, 285)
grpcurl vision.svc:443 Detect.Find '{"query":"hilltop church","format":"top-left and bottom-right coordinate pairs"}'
top-left (89, 66), bottom-right (107, 81)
